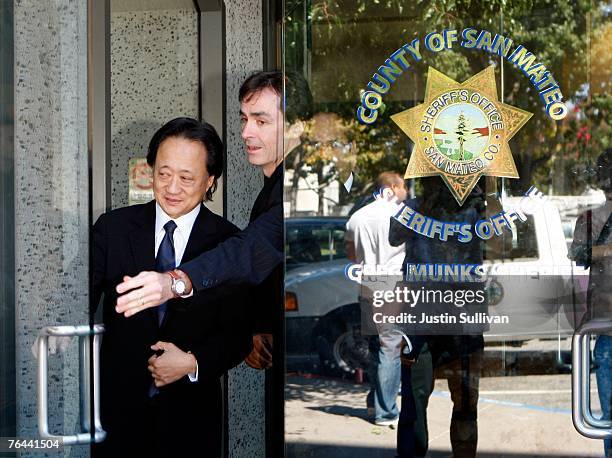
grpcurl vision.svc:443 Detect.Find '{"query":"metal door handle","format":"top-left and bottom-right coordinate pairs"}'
top-left (37, 325), bottom-right (106, 445)
top-left (572, 319), bottom-right (612, 439)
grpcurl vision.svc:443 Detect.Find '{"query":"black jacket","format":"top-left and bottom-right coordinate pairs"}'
top-left (250, 163), bottom-right (284, 334)
top-left (181, 167), bottom-right (284, 291)
top-left (91, 201), bottom-right (252, 457)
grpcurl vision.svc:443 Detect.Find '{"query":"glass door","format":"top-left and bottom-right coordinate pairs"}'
top-left (1, 0), bottom-right (100, 457)
top-left (283, 1), bottom-right (611, 456)
top-left (3, 0), bottom-right (228, 456)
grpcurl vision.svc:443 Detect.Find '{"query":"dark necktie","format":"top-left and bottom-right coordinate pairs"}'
top-left (149, 220), bottom-right (177, 398)
top-left (156, 220), bottom-right (177, 326)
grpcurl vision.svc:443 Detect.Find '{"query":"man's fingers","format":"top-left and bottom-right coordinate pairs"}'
top-left (114, 271), bottom-right (172, 317)
top-left (253, 335), bottom-right (273, 361)
top-left (255, 347), bottom-right (272, 364)
top-left (123, 305), bottom-right (147, 317)
top-left (116, 283), bottom-right (160, 308)
top-left (259, 357), bottom-right (272, 368)
top-left (115, 271), bottom-right (151, 294)
top-left (149, 365), bottom-right (165, 378)
top-left (116, 288), bottom-right (141, 306)
top-left (116, 290), bottom-right (162, 315)
top-left (245, 349), bottom-right (272, 370)
top-left (258, 344), bottom-right (273, 361)
top-left (150, 370), bottom-right (168, 387)
top-left (151, 341), bottom-right (174, 353)
top-left (245, 354), bottom-right (262, 369)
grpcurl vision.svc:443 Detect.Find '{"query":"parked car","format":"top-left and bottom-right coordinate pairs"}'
top-left (285, 200), bottom-right (587, 377)
top-left (286, 217), bottom-right (348, 271)
top-left (285, 217), bottom-right (360, 375)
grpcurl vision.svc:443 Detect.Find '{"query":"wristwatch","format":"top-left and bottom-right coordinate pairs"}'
top-left (168, 270), bottom-right (188, 298)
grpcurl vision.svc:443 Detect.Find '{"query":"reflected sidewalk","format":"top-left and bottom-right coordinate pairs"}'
top-left (285, 374), bottom-right (604, 457)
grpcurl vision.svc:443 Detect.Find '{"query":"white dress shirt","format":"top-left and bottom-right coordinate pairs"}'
top-left (345, 197), bottom-right (412, 353)
top-left (345, 197), bottom-right (405, 271)
top-left (155, 202), bottom-right (200, 382)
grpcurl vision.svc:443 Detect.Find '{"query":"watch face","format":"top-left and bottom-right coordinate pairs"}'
top-left (174, 279), bottom-right (187, 295)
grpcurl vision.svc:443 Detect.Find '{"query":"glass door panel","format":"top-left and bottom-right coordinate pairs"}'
top-left (0, 1), bottom-right (98, 456)
top-left (283, 1), bottom-right (611, 456)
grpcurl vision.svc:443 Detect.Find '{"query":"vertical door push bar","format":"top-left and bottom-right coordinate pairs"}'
top-left (572, 319), bottom-right (612, 439)
top-left (37, 325), bottom-right (106, 445)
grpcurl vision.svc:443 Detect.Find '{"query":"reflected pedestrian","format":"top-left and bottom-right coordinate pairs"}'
top-left (346, 172), bottom-right (408, 427)
top-left (570, 148), bottom-right (612, 458)
top-left (389, 177), bottom-right (490, 457)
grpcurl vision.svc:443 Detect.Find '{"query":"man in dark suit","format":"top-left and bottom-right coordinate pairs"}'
top-left (92, 117), bottom-right (252, 458)
top-left (113, 71), bottom-right (313, 316)
top-left (113, 73), bottom-right (313, 457)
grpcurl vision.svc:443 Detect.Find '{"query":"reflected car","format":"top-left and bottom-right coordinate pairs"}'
top-left (285, 217), bottom-right (364, 376)
top-left (286, 217), bottom-right (349, 270)
top-left (285, 200), bottom-right (586, 377)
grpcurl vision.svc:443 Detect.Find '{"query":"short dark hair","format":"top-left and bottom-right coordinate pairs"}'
top-left (147, 117), bottom-right (223, 201)
top-left (239, 70), bottom-right (313, 124)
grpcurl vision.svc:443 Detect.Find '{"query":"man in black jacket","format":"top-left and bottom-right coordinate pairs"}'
top-left (92, 118), bottom-right (252, 457)
top-left (390, 177), bottom-right (502, 458)
top-left (114, 71), bottom-right (312, 457)
top-left (113, 72), bottom-right (313, 366)
top-left (113, 71), bottom-right (312, 318)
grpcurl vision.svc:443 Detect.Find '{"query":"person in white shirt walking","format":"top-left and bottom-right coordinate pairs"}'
top-left (346, 171), bottom-right (408, 427)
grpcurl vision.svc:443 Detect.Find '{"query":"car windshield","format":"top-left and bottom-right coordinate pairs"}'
top-left (286, 220), bottom-right (347, 269)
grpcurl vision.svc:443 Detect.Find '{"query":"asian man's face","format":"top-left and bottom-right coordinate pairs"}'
top-left (153, 136), bottom-right (214, 218)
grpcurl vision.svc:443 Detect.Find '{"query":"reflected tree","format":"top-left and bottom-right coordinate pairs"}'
top-left (285, 0), bottom-right (610, 214)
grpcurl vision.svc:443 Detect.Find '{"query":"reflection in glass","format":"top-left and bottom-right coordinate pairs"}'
top-left (284, 1), bottom-right (610, 456)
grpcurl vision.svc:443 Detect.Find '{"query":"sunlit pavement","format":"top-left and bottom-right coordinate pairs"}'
top-left (285, 374), bottom-right (605, 457)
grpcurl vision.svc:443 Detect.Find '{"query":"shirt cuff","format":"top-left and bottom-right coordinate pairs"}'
top-left (188, 358), bottom-right (198, 382)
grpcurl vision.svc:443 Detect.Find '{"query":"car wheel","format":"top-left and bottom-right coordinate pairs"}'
top-left (316, 310), bottom-right (370, 378)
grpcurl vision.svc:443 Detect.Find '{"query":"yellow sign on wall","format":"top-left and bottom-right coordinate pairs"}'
top-left (128, 158), bottom-right (153, 205)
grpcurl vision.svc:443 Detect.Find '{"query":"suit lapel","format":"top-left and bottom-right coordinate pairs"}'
top-left (180, 204), bottom-right (217, 265)
top-left (128, 201), bottom-right (158, 328)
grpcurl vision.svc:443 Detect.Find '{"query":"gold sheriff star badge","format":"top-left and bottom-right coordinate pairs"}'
top-left (391, 66), bottom-right (532, 205)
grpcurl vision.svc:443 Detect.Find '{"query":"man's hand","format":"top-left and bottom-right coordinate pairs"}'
top-left (115, 271), bottom-right (173, 317)
top-left (400, 339), bottom-right (416, 368)
top-left (245, 333), bottom-right (273, 370)
top-left (148, 341), bottom-right (197, 387)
